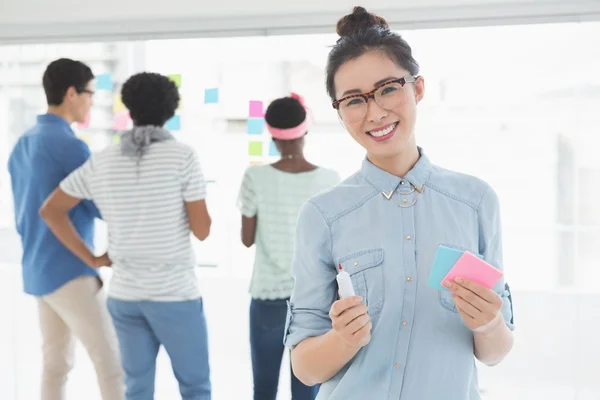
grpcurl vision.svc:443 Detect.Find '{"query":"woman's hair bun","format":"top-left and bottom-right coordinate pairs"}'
top-left (336, 6), bottom-right (389, 37)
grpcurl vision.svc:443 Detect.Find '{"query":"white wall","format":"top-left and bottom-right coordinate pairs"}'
top-left (1, 0), bottom-right (600, 43)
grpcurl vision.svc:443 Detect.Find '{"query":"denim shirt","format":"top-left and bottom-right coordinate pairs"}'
top-left (284, 148), bottom-right (515, 400)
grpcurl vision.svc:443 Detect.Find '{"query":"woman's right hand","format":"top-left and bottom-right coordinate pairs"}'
top-left (329, 296), bottom-right (372, 349)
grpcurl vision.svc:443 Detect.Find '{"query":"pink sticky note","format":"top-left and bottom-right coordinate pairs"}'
top-left (77, 112), bottom-right (91, 129)
top-left (249, 100), bottom-right (263, 117)
top-left (442, 251), bottom-right (503, 289)
top-left (113, 111), bottom-right (132, 130)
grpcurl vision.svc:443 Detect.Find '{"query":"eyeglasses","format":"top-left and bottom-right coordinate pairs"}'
top-left (78, 89), bottom-right (95, 96)
top-left (332, 76), bottom-right (417, 123)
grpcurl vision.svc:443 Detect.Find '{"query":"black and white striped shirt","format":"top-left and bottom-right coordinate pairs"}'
top-left (60, 141), bottom-right (206, 301)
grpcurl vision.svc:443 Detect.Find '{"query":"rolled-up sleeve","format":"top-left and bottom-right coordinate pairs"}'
top-left (478, 185), bottom-right (515, 331)
top-left (181, 151), bottom-right (207, 202)
top-left (284, 200), bottom-right (338, 348)
top-left (60, 157), bottom-right (94, 200)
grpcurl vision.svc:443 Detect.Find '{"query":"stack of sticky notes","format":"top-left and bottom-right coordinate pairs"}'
top-left (427, 245), bottom-right (503, 290)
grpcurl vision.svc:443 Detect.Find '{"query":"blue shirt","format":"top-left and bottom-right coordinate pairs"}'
top-left (284, 148), bottom-right (515, 400)
top-left (8, 113), bottom-right (101, 296)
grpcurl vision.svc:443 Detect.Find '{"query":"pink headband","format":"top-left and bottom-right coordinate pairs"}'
top-left (266, 92), bottom-right (314, 140)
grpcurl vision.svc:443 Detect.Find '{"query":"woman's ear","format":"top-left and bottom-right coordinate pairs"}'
top-left (414, 76), bottom-right (425, 104)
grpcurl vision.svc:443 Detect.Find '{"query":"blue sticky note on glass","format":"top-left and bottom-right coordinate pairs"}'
top-left (96, 73), bottom-right (113, 91)
top-left (427, 245), bottom-right (465, 290)
top-left (165, 115), bottom-right (181, 131)
top-left (247, 118), bottom-right (265, 135)
top-left (268, 140), bottom-right (279, 156)
top-left (204, 88), bottom-right (219, 104)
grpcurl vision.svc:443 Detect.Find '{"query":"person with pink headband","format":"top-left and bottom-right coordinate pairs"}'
top-left (237, 94), bottom-right (340, 400)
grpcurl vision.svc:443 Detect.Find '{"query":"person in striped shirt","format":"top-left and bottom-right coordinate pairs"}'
top-left (40, 72), bottom-right (213, 400)
top-left (237, 94), bottom-right (340, 400)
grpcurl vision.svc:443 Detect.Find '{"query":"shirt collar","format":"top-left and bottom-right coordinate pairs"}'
top-left (36, 113), bottom-right (74, 134)
top-left (360, 147), bottom-right (433, 198)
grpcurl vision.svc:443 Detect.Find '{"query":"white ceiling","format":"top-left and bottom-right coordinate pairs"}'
top-left (0, 0), bottom-right (599, 43)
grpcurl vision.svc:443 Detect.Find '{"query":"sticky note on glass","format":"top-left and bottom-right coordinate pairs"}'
top-left (113, 111), bottom-right (131, 130)
top-left (78, 134), bottom-right (90, 144)
top-left (168, 74), bottom-right (182, 89)
top-left (204, 88), bottom-right (219, 104)
top-left (268, 140), bottom-right (279, 157)
top-left (249, 100), bottom-right (263, 117)
top-left (113, 94), bottom-right (127, 113)
top-left (443, 252), bottom-right (503, 290)
top-left (112, 134), bottom-right (121, 144)
top-left (96, 73), bottom-right (113, 91)
top-left (77, 112), bottom-right (91, 129)
top-left (165, 115), bottom-right (181, 131)
top-left (247, 118), bottom-right (265, 135)
top-left (428, 245), bottom-right (465, 290)
top-left (248, 141), bottom-right (263, 156)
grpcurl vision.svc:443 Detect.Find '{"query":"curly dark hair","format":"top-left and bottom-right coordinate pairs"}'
top-left (264, 96), bottom-right (306, 131)
top-left (121, 72), bottom-right (180, 127)
top-left (326, 6), bottom-right (419, 101)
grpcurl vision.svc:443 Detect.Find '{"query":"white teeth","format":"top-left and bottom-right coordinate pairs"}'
top-left (369, 122), bottom-right (397, 137)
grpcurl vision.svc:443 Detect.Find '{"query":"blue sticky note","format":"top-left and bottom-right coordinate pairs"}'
top-left (96, 73), bottom-right (113, 91)
top-left (268, 140), bottom-right (280, 156)
top-left (165, 115), bottom-right (181, 131)
top-left (247, 118), bottom-right (265, 135)
top-left (204, 88), bottom-right (219, 104)
top-left (427, 245), bottom-right (465, 290)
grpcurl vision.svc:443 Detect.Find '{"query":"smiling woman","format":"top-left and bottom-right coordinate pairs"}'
top-left (327, 9), bottom-right (424, 177)
top-left (284, 6), bottom-right (515, 400)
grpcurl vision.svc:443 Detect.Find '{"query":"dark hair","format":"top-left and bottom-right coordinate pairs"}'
top-left (265, 96), bottom-right (307, 131)
top-left (326, 6), bottom-right (420, 100)
top-left (42, 58), bottom-right (94, 106)
top-left (121, 72), bottom-right (180, 127)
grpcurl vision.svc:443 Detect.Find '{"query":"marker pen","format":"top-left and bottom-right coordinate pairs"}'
top-left (336, 264), bottom-right (356, 299)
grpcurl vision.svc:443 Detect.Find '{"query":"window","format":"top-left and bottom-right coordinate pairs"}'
top-left (1, 21), bottom-right (599, 399)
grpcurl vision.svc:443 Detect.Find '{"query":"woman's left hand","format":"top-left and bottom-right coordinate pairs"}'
top-left (443, 278), bottom-right (503, 332)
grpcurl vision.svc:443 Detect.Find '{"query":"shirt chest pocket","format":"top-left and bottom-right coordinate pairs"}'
top-left (338, 249), bottom-right (385, 316)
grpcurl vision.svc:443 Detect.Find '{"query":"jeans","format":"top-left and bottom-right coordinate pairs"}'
top-left (107, 298), bottom-right (211, 400)
top-left (250, 298), bottom-right (319, 400)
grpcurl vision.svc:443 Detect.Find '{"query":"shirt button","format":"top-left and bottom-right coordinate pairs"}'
top-left (395, 363), bottom-right (401, 369)
top-left (402, 199), bottom-right (408, 204)
top-left (400, 181), bottom-right (405, 185)
top-left (407, 277), bottom-right (413, 282)
top-left (406, 235), bottom-right (412, 240)
top-left (402, 320), bottom-right (407, 326)
top-left (354, 261), bottom-right (358, 267)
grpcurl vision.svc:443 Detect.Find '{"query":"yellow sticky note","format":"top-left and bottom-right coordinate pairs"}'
top-left (168, 74), bottom-right (182, 89)
top-left (112, 135), bottom-right (121, 144)
top-left (113, 94), bottom-right (127, 113)
top-left (78, 134), bottom-right (90, 144)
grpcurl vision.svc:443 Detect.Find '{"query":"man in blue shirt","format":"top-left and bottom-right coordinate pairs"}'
top-left (8, 58), bottom-right (124, 400)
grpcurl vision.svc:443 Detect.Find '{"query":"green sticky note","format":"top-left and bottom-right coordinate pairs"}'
top-left (168, 74), bottom-right (182, 89)
top-left (248, 141), bottom-right (263, 156)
